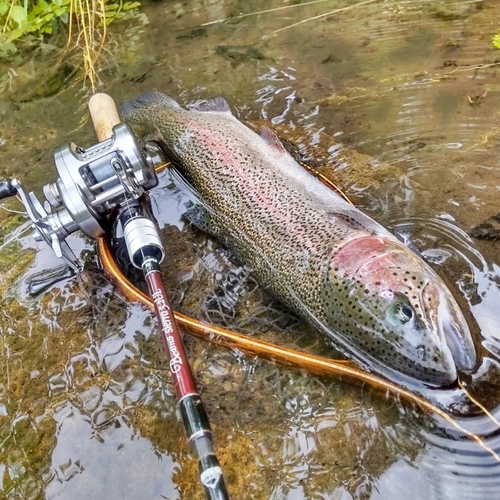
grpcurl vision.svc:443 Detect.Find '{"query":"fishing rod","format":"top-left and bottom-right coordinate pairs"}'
top-left (0, 93), bottom-right (229, 499)
top-left (118, 200), bottom-right (229, 499)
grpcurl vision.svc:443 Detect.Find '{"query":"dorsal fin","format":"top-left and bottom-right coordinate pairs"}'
top-left (121, 91), bottom-right (181, 122)
top-left (188, 97), bottom-right (232, 115)
top-left (259, 125), bottom-right (287, 154)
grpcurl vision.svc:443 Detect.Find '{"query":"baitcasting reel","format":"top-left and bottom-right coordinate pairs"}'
top-left (0, 94), bottom-right (164, 273)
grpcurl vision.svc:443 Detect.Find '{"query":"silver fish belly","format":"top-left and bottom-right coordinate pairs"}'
top-left (121, 91), bottom-right (477, 386)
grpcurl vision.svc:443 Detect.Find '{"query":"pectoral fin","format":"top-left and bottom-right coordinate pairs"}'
top-left (168, 167), bottom-right (223, 239)
top-left (259, 125), bottom-right (288, 154)
top-left (183, 204), bottom-right (221, 238)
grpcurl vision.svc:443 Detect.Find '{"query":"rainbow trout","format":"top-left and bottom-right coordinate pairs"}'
top-left (121, 91), bottom-right (476, 386)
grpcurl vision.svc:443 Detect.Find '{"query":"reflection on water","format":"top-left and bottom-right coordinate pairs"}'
top-left (1, 0), bottom-right (500, 498)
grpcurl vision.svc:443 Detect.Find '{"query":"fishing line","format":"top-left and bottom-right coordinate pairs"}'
top-left (270, 0), bottom-right (379, 36)
top-left (0, 203), bottom-right (27, 215)
top-left (298, 161), bottom-right (354, 206)
top-left (97, 236), bottom-right (500, 462)
top-left (98, 151), bottom-right (500, 462)
top-left (458, 379), bottom-right (500, 428)
top-left (0, 220), bottom-right (34, 251)
top-left (200, 0), bottom-right (339, 27)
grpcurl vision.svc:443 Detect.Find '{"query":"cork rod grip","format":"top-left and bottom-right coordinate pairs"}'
top-left (88, 93), bottom-right (121, 142)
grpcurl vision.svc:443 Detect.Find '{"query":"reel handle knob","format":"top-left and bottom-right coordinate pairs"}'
top-left (88, 92), bottom-right (121, 142)
top-left (0, 178), bottom-right (17, 200)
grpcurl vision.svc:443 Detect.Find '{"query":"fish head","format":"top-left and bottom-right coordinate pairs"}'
top-left (324, 235), bottom-right (477, 386)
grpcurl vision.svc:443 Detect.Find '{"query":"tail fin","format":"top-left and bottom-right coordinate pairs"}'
top-left (120, 91), bottom-right (181, 123)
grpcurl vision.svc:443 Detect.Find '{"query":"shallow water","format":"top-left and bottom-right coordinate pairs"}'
top-left (1, 0), bottom-right (500, 499)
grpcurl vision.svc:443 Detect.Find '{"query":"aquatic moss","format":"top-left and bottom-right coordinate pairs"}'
top-left (0, 210), bottom-right (27, 239)
top-left (0, 240), bottom-right (35, 295)
top-left (0, 412), bottom-right (55, 498)
top-left (126, 330), bottom-right (423, 498)
top-left (0, 276), bottom-right (100, 498)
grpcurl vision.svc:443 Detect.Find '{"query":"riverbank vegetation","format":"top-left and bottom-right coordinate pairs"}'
top-left (0, 0), bottom-right (143, 92)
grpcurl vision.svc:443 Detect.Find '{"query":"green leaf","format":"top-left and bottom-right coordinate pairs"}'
top-left (0, 3), bottom-right (9, 16)
top-left (53, 7), bottom-right (67, 17)
top-left (10, 5), bottom-right (27, 24)
top-left (38, 0), bottom-right (49, 12)
top-left (123, 2), bottom-right (141, 10)
top-left (6, 27), bottom-right (24, 41)
top-left (493, 34), bottom-right (500, 50)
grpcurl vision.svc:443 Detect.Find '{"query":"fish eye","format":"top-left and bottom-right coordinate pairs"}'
top-left (395, 303), bottom-right (414, 323)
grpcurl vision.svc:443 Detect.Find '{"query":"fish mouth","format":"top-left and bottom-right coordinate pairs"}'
top-left (442, 316), bottom-right (477, 373)
top-left (431, 361), bottom-right (457, 387)
top-left (419, 281), bottom-right (477, 381)
top-left (407, 320), bottom-right (474, 386)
